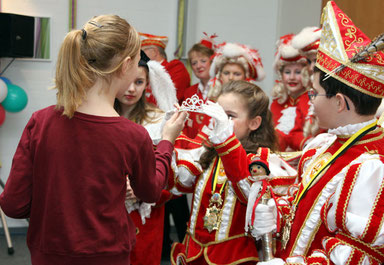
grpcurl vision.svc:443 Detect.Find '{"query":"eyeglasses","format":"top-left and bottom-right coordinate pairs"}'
top-left (307, 89), bottom-right (350, 110)
top-left (307, 89), bottom-right (330, 100)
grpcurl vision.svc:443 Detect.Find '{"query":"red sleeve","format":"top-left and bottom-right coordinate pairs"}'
top-left (130, 139), bottom-right (173, 203)
top-left (0, 114), bottom-right (35, 218)
top-left (214, 134), bottom-right (250, 203)
top-left (164, 60), bottom-right (191, 104)
top-left (287, 94), bottom-right (311, 151)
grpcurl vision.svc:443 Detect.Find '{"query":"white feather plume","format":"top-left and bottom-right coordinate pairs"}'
top-left (147, 60), bottom-right (177, 112)
top-left (291, 26), bottom-right (321, 51)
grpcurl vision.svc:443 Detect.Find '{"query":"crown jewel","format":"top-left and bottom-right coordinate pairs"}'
top-left (179, 95), bottom-right (206, 113)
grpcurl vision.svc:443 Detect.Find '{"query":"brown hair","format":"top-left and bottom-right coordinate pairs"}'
top-left (199, 80), bottom-right (279, 169)
top-left (187, 43), bottom-right (214, 62)
top-left (54, 15), bottom-right (141, 118)
top-left (114, 66), bottom-right (161, 124)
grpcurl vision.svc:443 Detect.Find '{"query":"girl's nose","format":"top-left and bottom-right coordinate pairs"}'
top-left (127, 83), bottom-right (135, 91)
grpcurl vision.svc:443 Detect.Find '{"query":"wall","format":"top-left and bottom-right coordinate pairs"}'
top-left (0, 0), bottom-right (321, 228)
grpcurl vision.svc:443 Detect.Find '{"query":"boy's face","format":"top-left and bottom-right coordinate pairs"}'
top-left (311, 72), bottom-right (339, 129)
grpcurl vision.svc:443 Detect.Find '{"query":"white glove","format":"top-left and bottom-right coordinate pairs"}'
top-left (160, 108), bottom-right (176, 133)
top-left (201, 101), bottom-right (233, 144)
top-left (257, 258), bottom-right (285, 265)
top-left (249, 198), bottom-right (277, 240)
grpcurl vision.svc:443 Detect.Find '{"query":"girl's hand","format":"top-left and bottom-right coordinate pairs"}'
top-left (202, 101), bottom-right (230, 134)
top-left (161, 110), bottom-right (187, 144)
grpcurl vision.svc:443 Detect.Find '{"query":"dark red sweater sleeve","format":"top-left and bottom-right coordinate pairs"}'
top-left (0, 113), bottom-right (35, 218)
top-left (129, 139), bottom-right (173, 203)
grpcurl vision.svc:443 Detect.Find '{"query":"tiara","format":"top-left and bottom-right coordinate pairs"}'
top-left (179, 95), bottom-right (206, 113)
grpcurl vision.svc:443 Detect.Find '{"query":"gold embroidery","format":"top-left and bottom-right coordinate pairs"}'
top-left (338, 13), bottom-right (364, 53)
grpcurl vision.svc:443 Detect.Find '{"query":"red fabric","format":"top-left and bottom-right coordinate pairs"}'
top-left (171, 137), bottom-right (263, 264)
top-left (0, 105), bottom-right (173, 265)
top-left (270, 92), bottom-right (311, 151)
top-left (171, 234), bottom-right (259, 264)
top-left (181, 83), bottom-right (211, 139)
top-left (277, 128), bottom-right (384, 260)
top-left (162, 60), bottom-right (191, 104)
top-left (129, 207), bottom-right (165, 265)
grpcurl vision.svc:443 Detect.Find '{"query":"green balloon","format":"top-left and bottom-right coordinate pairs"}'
top-left (2, 84), bottom-right (28, 112)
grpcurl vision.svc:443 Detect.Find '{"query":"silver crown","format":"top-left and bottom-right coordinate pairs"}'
top-left (179, 94), bottom-right (206, 113)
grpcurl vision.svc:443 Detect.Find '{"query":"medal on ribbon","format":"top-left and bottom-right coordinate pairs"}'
top-left (203, 158), bottom-right (227, 232)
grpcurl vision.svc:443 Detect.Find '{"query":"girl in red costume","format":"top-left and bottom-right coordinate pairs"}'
top-left (0, 15), bottom-right (186, 265)
top-left (114, 51), bottom-right (180, 265)
top-left (171, 80), bottom-right (297, 264)
top-left (270, 34), bottom-right (311, 151)
top-left (180, 41), bottom-right (266, 146)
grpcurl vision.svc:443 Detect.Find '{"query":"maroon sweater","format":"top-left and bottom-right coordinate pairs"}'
top-left (0, 105), bottom-right (173, 265)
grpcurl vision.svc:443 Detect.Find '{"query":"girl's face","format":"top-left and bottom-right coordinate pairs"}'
top-left (190, 51), bottom-right (211, 83)
top-left (217, 92), bottom-right (256, 141)
top-left (282, 63), bottom-right (305, 98)
top-left (117, 67), bottom-right (148, 106)
top-left (219, 63), bottom-right (246, 84)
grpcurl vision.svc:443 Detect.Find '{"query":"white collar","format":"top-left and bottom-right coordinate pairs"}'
top-left (328, 118), bottom-right (377, 136)
top-left (198, 82), bottom-right (209, 101)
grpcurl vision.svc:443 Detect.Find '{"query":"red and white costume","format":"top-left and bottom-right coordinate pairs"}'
top-left (277, 120), bottom-right (384, 264)
top-left (252, 2), bottom-right (384, 264)
top-left (182, 82), bottom-right (212, 139)
top-left (270, 34), bottom-right (311, 151)
top-left (271, 91), bottom-right (311, 151)
top-left (170, 133), bottom-right (297, 264)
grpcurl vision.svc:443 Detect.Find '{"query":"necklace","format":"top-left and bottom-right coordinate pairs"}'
top-left (203, 157), bottom-right (227, 232)
top-left (281, 121), bottom-right (377, 250)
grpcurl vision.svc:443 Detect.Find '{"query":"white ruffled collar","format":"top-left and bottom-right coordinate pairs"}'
top-left (328, 118), bottom-right (377, 136)
top-left (198, 82), bottom-right (209, 101)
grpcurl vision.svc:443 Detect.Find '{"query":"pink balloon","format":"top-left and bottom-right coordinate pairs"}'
top-left (0, 104), bottom-right (6, 126)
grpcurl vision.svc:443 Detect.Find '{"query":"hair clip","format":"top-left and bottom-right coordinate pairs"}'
top-left (81, 29), bottom-right (87, 40)
top-left (179, 95), bottom-right (206, 113)
top-left (88, 21), bottom-right (104, 28)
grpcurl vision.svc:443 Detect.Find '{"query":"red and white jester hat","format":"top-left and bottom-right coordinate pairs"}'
top-left (273, 33), bottom-right (307, 73)
top-left (316, 1), bottom-right (384, 98)
top-left (210, 42), bottom-right (265, 82)
top-left (292, 26), bottom-right (322, 57)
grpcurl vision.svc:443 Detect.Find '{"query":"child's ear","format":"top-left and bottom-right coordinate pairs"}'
top-left (121, 56), bottom-right (132, 74)
top-left (248, 116), bottom-right (262, 131)
top-left (335, 93), bottom-right (349, 112)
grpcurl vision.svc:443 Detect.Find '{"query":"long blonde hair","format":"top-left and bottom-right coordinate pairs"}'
top-left (54, 15), bottom-right (141, 117)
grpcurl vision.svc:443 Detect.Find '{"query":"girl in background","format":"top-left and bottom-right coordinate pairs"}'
top-left (0, 15), bottom-right (186, 265)
top-left (207, 42), bottom-right (265, 101)
top-left (114, 50), bottom-right (180, 265)
top-left (171, 80), bottom-right (296, 264)
top-left (270, 34), bottom-right (311, 151)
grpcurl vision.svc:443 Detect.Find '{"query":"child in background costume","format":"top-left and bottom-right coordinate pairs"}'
top-left (270, 34), bottom-right (311, 151)
top-left (249, 2), bottom-right (384, 264)
top-left (171, 80), bottom-right (297, 264)
top-left (292, 26), bottom-right (324, 139)
top-left (207, 42), bottom-right (265, 101)
top-left (114, 50), bottom-right (179, 265)
top-left (0, 15), bottom-right (186, 265)
top-left (177, 41), bottom-right (266, 148)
